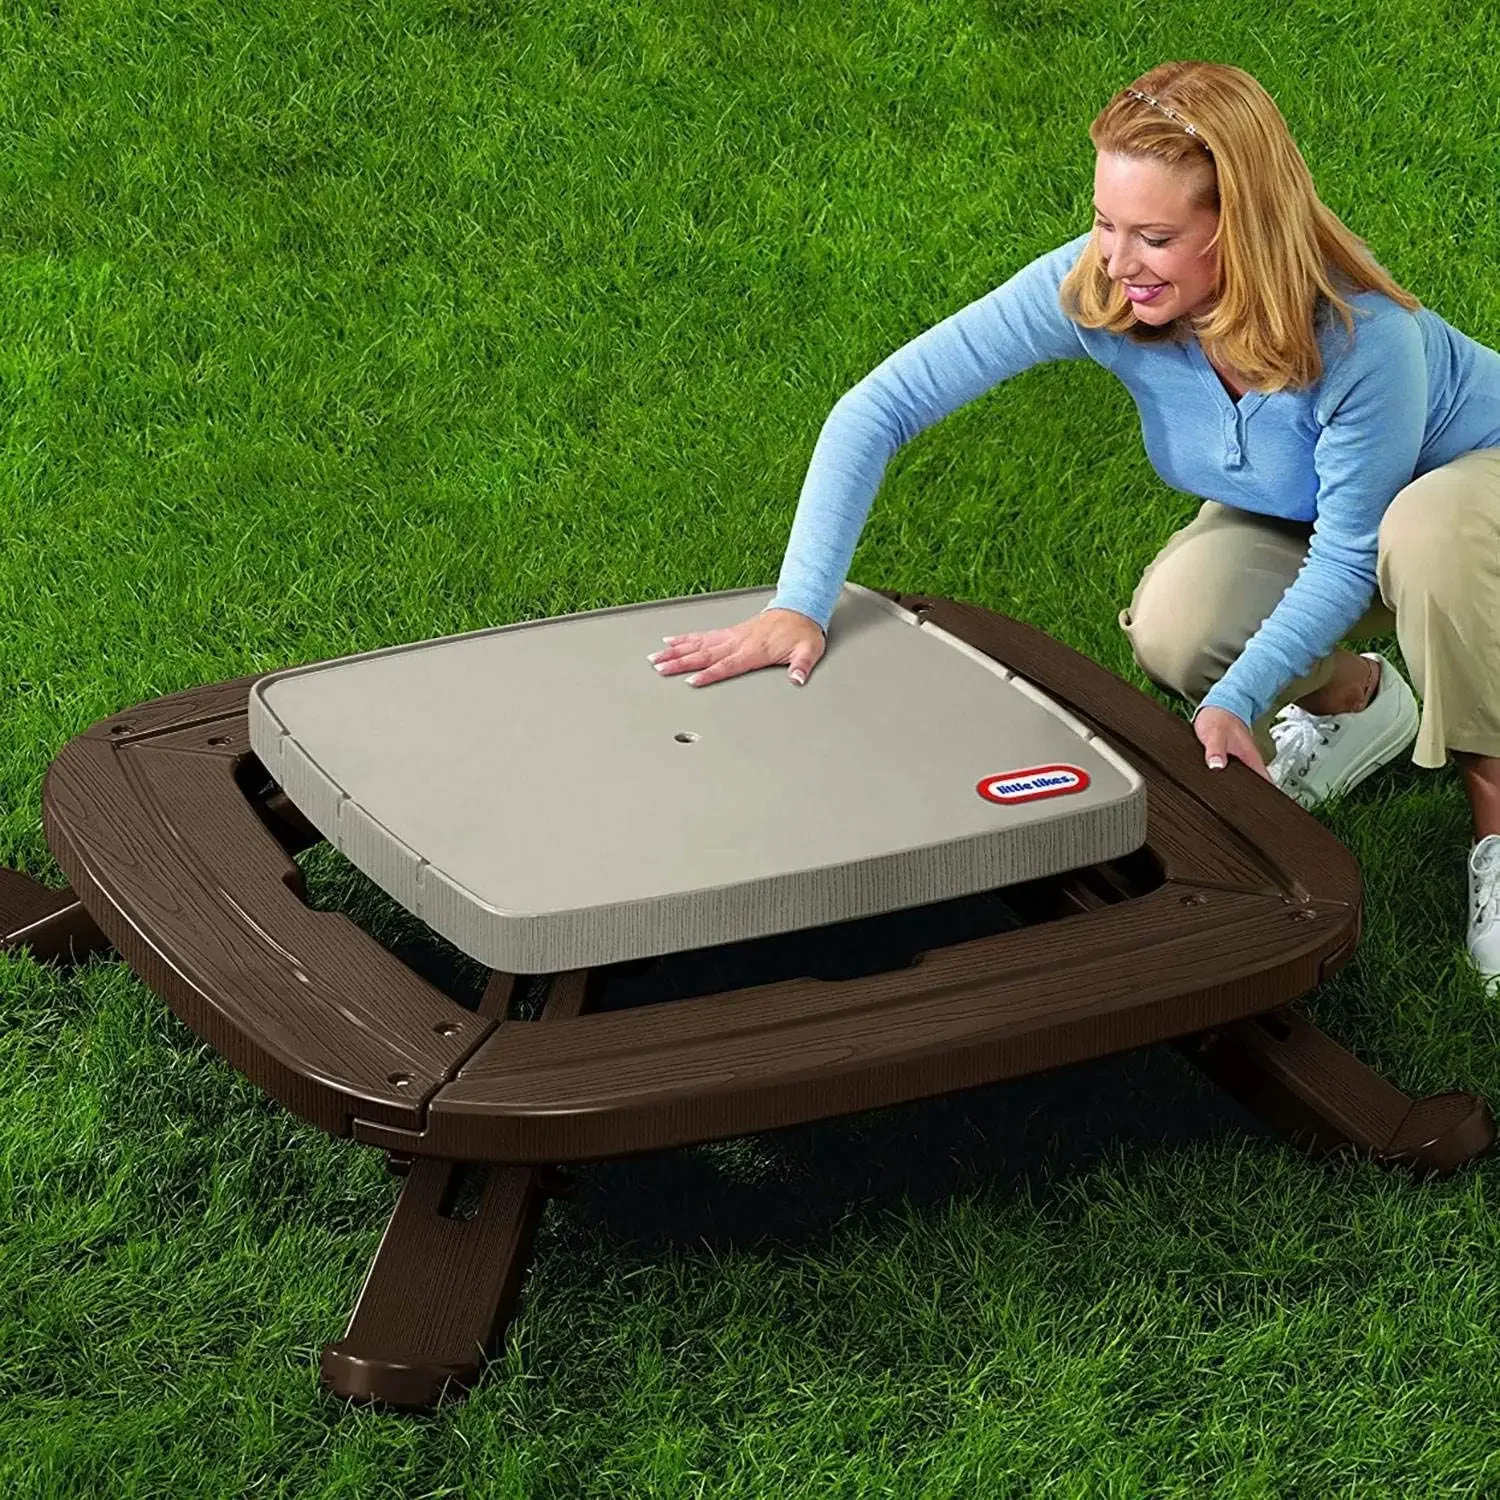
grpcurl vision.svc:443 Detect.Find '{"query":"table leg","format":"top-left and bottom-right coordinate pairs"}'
top-left (321, 967), bottom-right (590, 1408)
top-left (0, 868), bottom-right (113, 966)
top-left (319, 1155), bottom-right (554, 1408)
top-left (1177, 1007), bottom-right (1496, 1177)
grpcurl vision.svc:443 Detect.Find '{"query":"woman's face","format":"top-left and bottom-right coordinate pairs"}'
top-left (1092, 151), bottom-right (1222, 325)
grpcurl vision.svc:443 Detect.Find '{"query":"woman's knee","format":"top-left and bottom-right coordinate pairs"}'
top-left (1120, 535), bottom-right (1263, 698)
top-left (1121, 597), bottom-right (1234, 702)
top-left (1121, 508), bottom-right (1313, 701)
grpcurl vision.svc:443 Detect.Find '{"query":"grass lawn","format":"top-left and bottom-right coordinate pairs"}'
top-left (4, 1), bottom-right (1500, 1494)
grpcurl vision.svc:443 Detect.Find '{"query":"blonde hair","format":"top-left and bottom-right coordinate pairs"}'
top-left (1056, 61), bottom-right (1421, 392)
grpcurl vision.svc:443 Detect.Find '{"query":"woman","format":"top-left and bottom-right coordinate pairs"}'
top-left (646, 61), bottom-right (1500, 992)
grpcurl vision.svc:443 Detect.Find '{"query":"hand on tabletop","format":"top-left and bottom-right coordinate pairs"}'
top-left (646, 608), bottom-right (826, 688)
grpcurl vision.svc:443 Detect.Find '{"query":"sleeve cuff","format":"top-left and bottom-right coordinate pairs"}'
top-left (1194, 687), bottom-right (1260, 727)
top-left (762, 596), bottom-right (831, 635)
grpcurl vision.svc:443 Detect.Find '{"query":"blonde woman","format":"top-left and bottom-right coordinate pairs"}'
top-left (647, 61), bottom-right (1500, 993)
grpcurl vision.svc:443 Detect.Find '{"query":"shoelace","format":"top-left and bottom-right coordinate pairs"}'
top-left (1267, 704), bottom-right (1338, 785)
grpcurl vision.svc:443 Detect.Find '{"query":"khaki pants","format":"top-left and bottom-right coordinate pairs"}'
top-left (1118, 447), bottom-right (1500, 769)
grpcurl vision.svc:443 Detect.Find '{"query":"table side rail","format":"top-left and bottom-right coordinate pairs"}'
top-left (356, 884), bottom-right (1356, 1160)
top-left (43, 726), bottom-right (495, 1136)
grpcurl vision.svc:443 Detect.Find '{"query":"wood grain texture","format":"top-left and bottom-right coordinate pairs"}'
top-left (44, 713), bottom-right (492, 1135)
top-left (397, 887), bottom-right (1350, 1161)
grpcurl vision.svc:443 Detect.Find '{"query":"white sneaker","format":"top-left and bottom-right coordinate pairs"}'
top-left (1267, 653), bottom-right (1419, 810)
top-left (1468, 834), bottom-right (1500, 997)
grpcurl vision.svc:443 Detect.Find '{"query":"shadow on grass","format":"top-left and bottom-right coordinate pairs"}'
top-left (569, 1044), bottom-right (1269, 1258)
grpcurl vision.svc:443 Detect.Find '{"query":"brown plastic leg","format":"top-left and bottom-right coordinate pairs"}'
top-left (0, 868), bottom-right (113, 966)
top-left (1177, 1006), bottom-right (1496, 1178)
top-left (319, 1156), bottom-right (548, 1407)
top-left (321, 969), bottom-right (591, 1408)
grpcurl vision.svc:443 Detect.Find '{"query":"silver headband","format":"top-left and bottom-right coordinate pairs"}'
top-left (1127, 88), bottom-right (1211, 150)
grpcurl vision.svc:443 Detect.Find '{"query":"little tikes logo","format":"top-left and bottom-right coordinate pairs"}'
top-left (976, 763), bottom-right (1091, 805)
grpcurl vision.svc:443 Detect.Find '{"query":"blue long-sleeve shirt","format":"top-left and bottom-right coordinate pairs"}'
top-left (764, 229), bottom-right (1500, 729)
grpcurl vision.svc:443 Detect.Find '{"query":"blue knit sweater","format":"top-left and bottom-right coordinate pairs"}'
top-left (764, 229), bottom-right (1500, 729)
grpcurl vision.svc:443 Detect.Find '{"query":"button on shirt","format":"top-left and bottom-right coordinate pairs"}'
top-left (764, 230), bottom-right (1500, 730)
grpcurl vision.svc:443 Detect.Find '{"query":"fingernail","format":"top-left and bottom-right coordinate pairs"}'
top-left (790, 670), bottom-right (806, 685)
top-left (1208, 756), bottom-right (1226, 770)
top-left (686, 674), bottom-right (699, 685)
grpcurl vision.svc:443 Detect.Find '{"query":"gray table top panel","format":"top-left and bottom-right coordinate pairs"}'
top-left (248, 584), bottom-right (1146, 971)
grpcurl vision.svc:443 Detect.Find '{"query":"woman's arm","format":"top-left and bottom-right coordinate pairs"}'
top-left (765, 231), bottom-right (1099, 632)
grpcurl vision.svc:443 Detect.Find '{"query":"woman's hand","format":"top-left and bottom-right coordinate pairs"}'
top-left (1194, 705), bottom-right (1273, 781)
top-left (647, 607), bottom-right (827, 688)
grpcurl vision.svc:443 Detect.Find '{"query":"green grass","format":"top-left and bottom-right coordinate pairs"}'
top-left (4, 0), bottom-right (1500, 1492)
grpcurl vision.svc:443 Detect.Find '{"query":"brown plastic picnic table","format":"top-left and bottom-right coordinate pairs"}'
top-left (3, 585), bottom-right (1492, 1410)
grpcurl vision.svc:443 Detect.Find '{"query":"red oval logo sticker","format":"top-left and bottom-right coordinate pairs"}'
top-left (976, 763), bottom-right (1091, 804)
